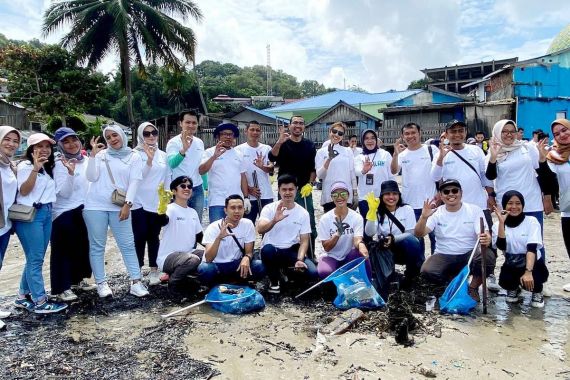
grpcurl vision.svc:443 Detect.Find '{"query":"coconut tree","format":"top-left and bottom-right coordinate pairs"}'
top-left (42, 0), bottom-right (202, 137)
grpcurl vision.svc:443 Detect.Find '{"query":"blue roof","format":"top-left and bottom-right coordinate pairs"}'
top-left (243, 106), bottom-right (290, 123)
top-left (266, 89), bottom-right (421, 112)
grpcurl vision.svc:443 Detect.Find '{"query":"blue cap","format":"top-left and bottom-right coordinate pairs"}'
top-left (213, 123), bottom-right (239, 138)
top-left (54, 127), bottom-right (78, 142)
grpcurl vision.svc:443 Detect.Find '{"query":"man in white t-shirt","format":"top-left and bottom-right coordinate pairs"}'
top-left (198, 194), bottom-right (265, 286)
top-left (166, 110), bottom-right (206, 222)
top-left (258, 174), bottom-right (318, 294)
top-left (391, 122), bottom-right (438, 253)
top-left (199, 123), bottom-right (250, 223)
top-left (349, 135), bottom-right (363, 157)
top-left (156, 176), bottom-right (203, 299)
top-left (235, 120), bottom-right (274, 224)
top-left (415, 179), bottom-right (495, 301)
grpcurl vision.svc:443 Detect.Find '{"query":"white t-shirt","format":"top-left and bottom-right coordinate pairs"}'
top-left (201, 148), bottom-right (246, 207)
top-left (202, 218), bottom-right (256, 263)
top-left (431, 144), bottom-right (492, 209)
top-left (397, 145), bottom-right (439, 209)
top-left (351, 147), bottom-right (363, 157)
top-left (84, 151), bottom-right (143, 211)
top-left (166, 134), bottom-right (204, 187)
top-left (157, 203), bottom-right (203, 270)
top-left (548, 160), bottom-right (570, 217)
top-left (426, 202), bottom-right (488, 256)
top-left (235, 142), bottom-right (274, 201)
top-left (316, 144), bottom-right (356, 205)
top-left (52, 159), bottom-right (89, 220)
top-left (376, 205), bottom-right (416, 237)
top-left (133, 149), bottom-right (169, 212)
top-left (492, 216), bottom-right (543, 259)
top-left (485, 145), bottom-right (542, 212)
top-left (0, 165), bottom-right (17, 236)
top-left (16, 161), bottom-right (56, 207)
top-left (259, 201), bottom-right (311, 249)
top-left (354, 149), bottom-right (394, 199)
top-left (317, 208), bottom-right (363, 261)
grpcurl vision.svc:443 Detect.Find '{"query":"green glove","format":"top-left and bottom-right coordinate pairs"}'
top-left (364, 192), bottom-right (380, 221)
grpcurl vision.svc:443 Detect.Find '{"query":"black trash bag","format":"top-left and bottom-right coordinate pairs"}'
top-left (367, 241), bottom-right (395, 300)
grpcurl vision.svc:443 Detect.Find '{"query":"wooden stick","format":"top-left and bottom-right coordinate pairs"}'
top-left (161, 299), bottom-right (207, 318)
top-left (480, 217), bottom-right (488, 314)
top-left (252, 171), bottom-right (262, 214)
top-left (295, 278), bottom-right (326, 299)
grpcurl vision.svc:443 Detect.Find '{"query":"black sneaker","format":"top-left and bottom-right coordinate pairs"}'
top-left (268, 282), bottom-right (281, 294)
top-left (506, 288), bottom-right (521, 303)
top-left (530, 292), bottom-right (544, 308)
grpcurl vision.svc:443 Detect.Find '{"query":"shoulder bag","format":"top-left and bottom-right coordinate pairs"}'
top-left (104, 154), bottom-right (127, 206)
top-left (8, 170), bottom-right (48, 223)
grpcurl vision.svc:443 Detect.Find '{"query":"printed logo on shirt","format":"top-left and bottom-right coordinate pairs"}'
top-left (401, 159), bottom-right (411, 164)
top-left (330, 223), bottom-right (353, 236)
top-left (176, 217), bottom-right (186, 221)
top-left (373, 161), bottom-right (386, 167)
top-left (437, 222), bottom-right (448, 227)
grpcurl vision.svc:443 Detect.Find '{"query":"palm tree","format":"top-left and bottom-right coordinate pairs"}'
top-left (42, 0), bottom-right (202, 137)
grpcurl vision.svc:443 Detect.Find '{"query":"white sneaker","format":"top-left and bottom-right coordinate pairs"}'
top-left (542, 284), bottom-right (552, 297)
top-left (0, 319), bottom-right (5, 330)
top-left (486, 274), bottom-right (501, 292)
top-left (97, 282), bottom-right (113, 298)
top-left (0, 310), bottom-right (10, 319)
top-left (148, 270), bottom-right (161, 286)
top-left (57, 289), bottom-right (78, 302)
top-left (130, 282), bottom-right (149, 297)
top-left (563, 283), bottom-right (570, 292)
top-left (77, 280), bottom-right (97, 291)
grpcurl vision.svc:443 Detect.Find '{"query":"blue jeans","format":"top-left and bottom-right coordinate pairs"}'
top-left (82, 210), bottom-right (141, 284)
top-left (188, 185), bottom-right (204, 224)
top-left (14, 204), bottom-right (52, 303)
top-left (244, 198), bottom-right (273, 224)
top-left (392, 233), bottom-right (425, 278)
top-left (197, 258), bottom-right (265, 286)
top-left (525, 211), bottom-right (546, 260)
top-left (260, 243), bottom-right (318, 284)
top-left (414, 208), bottom-right (436, 255)
top-left (0, 230), bottom-right (11, 271)
top-left (208, 206), bottom-right (226, 223)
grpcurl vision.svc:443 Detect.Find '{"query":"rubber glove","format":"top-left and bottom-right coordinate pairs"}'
top-left (351, 189), bottom-right (359, 210)
top-left (300, 183), bottom-right (313, 198)
top-left (364, 192), bottom-right (380, 221)
top-left (157, 182), bottom-right (173, 215)
top-left (244, 198), bottom-right (252, 214)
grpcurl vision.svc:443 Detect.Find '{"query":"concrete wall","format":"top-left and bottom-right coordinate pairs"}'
top-left (465, 103), bottom-right (513, 137)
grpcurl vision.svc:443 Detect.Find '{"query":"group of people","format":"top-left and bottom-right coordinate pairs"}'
top-left (0, 111), bottom-right (569, 327)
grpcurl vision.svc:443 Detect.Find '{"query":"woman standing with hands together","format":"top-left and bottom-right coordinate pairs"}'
top-left (83, 125), bottom-right (148, 298)
top-left (132, 122), bottom-right (169, 286)
top-left (14, 133), bottom-right (67, 314)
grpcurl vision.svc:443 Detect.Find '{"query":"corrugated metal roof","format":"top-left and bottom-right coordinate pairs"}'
top-left (266, 89), bottom-right (421, 112)
top-left (243, 106), bottom-right (290, 123)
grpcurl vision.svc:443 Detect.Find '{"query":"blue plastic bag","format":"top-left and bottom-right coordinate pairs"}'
top-left (326, 258), bottom-right (385, 310)
top-left (439, 266), bottom-right (477, 315)
top-left (205, 284), bottom-right (265, 314)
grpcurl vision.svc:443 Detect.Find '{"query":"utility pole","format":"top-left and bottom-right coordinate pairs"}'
top-left (266, 44), bottom-right (272, 96)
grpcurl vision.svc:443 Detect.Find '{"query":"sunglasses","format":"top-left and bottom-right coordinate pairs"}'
top-left (178, 183), bottom-right (192, 190)
top-left (441, 188), bottom-right (460, 195)
top-left (330, 129), bottom-right (345, 137)
top-left (331, 191), bottom-right (349, 199)
top-left (143, 130), bottom-right (158, 137)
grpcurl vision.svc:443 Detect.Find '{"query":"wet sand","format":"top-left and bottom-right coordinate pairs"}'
top-left (1, 197), bottom-right (569, 379)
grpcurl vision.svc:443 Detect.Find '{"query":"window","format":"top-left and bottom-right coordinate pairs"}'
top-left (556, 111), bottom-right (567, 119)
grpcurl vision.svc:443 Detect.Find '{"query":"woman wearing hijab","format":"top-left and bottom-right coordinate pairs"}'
top-left (364, 180), bottom-right (424, 282)
top-left (13, 133), bottom-right (67, 314)
top-left (83, 125), bottom-right (148, 298)
top-left (354, 129), bottom-right (394, 229)
top-left (536, 118), bottom-right (570, 292)
top-left (493, 191), bottom-right (548, 307)
top-left (132, 122), bottom-right (169, 286)
top-left (0, 126), bottom-right (21, 325)
top-left (315, 122), bottom-right (358, 212)
top-left (49, 127), bottom-right (95, 303)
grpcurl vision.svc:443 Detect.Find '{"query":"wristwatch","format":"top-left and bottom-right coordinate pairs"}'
top-left (124, 201), bottom-right (133, 207)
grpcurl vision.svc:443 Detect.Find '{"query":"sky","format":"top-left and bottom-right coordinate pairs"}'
top-left (1, 0), bottom-right (569, 93)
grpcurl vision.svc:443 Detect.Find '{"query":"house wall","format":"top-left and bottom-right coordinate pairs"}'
top-left (465, 103), bottom-right (513, 137)
top-left (0, 101), bottom-right (28, 130)
top-left (393, 92), bottom-right (465, 107)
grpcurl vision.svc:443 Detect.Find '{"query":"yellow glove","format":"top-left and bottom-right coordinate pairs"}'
top-left (364, 192), bottom-right (380, 221)
top-left (300, 183), bottom-right (313, 198)
top-left (157, 182), bottom-right (173, 215)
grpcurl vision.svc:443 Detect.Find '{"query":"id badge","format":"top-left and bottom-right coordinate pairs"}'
top-left (365, 174), bottom-right (374, 185)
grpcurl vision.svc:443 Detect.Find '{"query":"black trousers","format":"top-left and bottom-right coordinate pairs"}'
top-left (562, 217), bottom-right (570, 261)
top-left (50, 205), bottom-right (91, 294)
top-left (162, 250), bottom-right (202, 297)
top-left (499, 257), bottom-right (549, 293)
top-left (131, 208), bottom-right (163, 268)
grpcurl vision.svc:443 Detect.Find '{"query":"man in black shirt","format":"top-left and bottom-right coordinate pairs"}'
top-left (269, 115), bottom-right (317, 258)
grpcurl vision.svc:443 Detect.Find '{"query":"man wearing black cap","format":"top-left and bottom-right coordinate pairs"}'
top-left (415, 179), bottom-right (495, 300)
top-left (199, 123), bottom-right (250, 223)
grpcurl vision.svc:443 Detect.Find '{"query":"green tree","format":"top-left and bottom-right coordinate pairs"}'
top-left (407, 77), bottom-right (429, 90)
top-left (300, 80), bottom-right (328, 97)
top-left (43, 0), bottom-right (203, 137)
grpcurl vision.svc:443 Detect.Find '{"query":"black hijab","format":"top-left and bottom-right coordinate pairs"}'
top-left (501, 190), bottom-right (525, 228)
top-left (361, 129), bottom-right (379, 155)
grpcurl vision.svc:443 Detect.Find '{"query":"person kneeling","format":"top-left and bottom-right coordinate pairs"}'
top-left (198, 195), bottom-right (265, 286)
top-left (157, 176), bottom-right (204, 300)
top-left (258, 175), bottom-right (318, 294)
top-left (415, 179), bottom-right (495, 301)
top-left (493, 191), bottom-right (549, 308)
top-left (364, 180), bottom-right (424, 284)
top-left (317, 181), bottom-right (370, 279)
